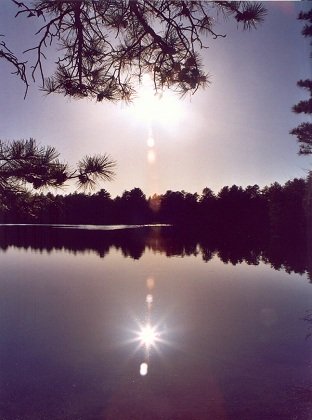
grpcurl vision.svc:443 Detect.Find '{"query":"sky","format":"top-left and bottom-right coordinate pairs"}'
top-left (0, 1), bottom-right (311, 198)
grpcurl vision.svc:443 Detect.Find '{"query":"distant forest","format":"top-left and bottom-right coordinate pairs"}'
top-left (1, 176), bottom-right (311, 278)
top-left (1, 177), bottom-right (311, 242)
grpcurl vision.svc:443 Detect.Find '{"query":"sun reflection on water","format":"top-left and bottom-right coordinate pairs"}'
top-left (129, 275), bottom-right (168, 376)
top-left (138, 323), bottom-right (159, 349)
top-left (122, 274), bottom-right (171, 377)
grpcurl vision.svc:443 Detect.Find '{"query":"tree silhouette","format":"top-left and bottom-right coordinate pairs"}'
top-left (0, 36), bottom-right (29, 97)
top-left (0, 138), bottom-right (116, 195)
top-left (7, 0), bottom-right (266, 100)
top-left (1, 177), bottom-right (309, 274)
top-left (115, 187), bottom-right (149, 223)
top-left (290, 9), bottom-right (312, 155)
top-left (0, 222), bottom-right (309, 275)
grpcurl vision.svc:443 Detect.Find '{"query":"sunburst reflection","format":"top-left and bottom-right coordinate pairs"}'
top-left (138, 323), bottom-right (159, 349)
top-left (123, 276), bottom-right (170, 376)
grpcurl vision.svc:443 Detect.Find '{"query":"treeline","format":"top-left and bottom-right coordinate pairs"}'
top-left (0, 177), bottom-right (311, 242)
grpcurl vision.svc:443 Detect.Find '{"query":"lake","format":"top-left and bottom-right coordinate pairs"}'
top-left (0, 225), bottom-right (311, 420)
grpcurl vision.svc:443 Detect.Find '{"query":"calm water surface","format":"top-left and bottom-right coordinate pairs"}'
top-left (0, 225), bottom-right (311, 420)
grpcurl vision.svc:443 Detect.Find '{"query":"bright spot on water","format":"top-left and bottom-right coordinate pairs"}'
top-left (147, 149), bottom-right (156, 163)
top-left (146, 294), bottom-right (153, 304)
top-left (139, 324), bottom-right (158, 348)
top-left (140, 362), bottom-right (148, 376)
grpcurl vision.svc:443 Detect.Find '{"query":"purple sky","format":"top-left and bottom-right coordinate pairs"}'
top-left (0, 1), bottom-right (311, 198)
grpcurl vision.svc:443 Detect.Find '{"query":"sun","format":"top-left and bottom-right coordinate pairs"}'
top-left (129, 74), bottom-right (183, 125)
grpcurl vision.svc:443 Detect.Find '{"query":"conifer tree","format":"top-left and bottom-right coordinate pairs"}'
top-left (290, 9), bottom-right (312, 155)
top-left (0, 138), bottom-right (116, 195)
top-left (4, 1), bottom-right (266, 100)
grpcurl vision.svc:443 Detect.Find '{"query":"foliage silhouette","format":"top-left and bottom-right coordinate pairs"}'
top-left (290, 8), bottom-right (312, 155)
top-left (0, 138), bottom-right (116, 196)
top-left (1, 176), bottom-right (310, 278)
top-left (0, 178), bottom-right (308, 235)
top-left (0, 35), bottom-right (28, 97)
top-left (4, 1), bottom-right (266, 100)
top-left (0, 224), bottom-right (309, 278)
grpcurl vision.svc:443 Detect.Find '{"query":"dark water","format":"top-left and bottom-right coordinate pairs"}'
top-left (0, 225), bottom-right (311, 420)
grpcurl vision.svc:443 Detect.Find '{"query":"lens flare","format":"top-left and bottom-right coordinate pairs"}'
top-left (147, 149), bottom-right (156, 163)
top-left (146, 277), bottom-right (155, 290)
top-left (140, 362), bottom-right (148, 376)
top-left (147, 136), bottom-right (155, 147)
top-left (146, 294), bottom-right (153, 304)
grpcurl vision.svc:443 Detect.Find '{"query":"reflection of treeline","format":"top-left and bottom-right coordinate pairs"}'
top-left (0, 224), bottom-right (310, 279)
top-left (0, 178), bottom-right (310, 243)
